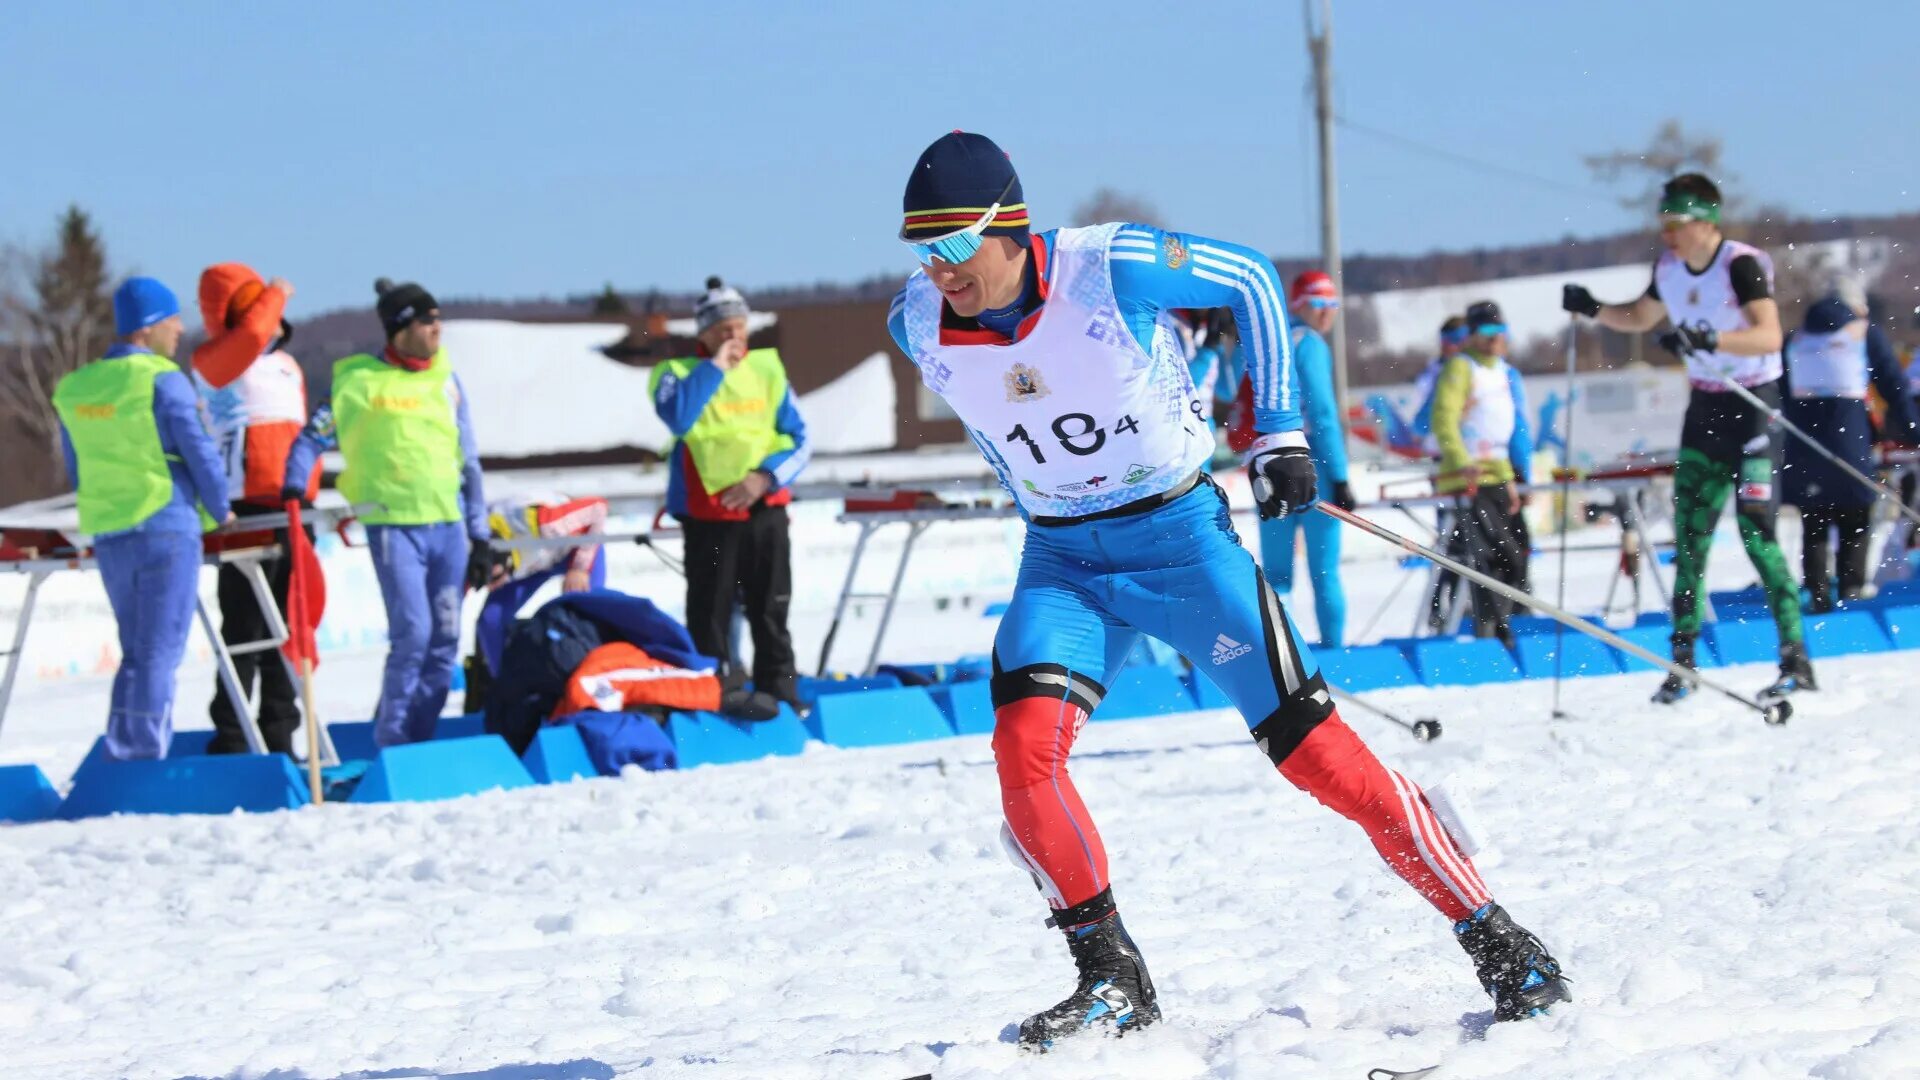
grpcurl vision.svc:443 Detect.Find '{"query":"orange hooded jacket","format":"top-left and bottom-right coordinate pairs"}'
top-left (191, 263), bottom-right (320, 505)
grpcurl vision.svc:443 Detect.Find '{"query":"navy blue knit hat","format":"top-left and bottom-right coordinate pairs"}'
top-left (901, 131), bottom-right (1030, 248)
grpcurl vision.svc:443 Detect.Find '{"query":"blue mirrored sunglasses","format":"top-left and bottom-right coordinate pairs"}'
top-left (1302, 296), bottom-right (1341, 310)
top-left (1441, 326), bottom-right (1470, 345)
top-left (1472, 322), bottom-right (1508, 337)
top-left (909, 228), bottom-right (987, 267)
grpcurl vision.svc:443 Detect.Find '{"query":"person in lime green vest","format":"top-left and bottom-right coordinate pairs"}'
top-left (282, 278), bottom-right (493, 747)
top-left (650, 277), bottom-right (810, 710)
top-left (53, 277), bottom-right (234, 760)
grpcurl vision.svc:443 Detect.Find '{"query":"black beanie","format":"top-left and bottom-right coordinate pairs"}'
top-left (901, 131), bottom-right (1030, 248)
top-left (374, 277), bottom-right (438, 338)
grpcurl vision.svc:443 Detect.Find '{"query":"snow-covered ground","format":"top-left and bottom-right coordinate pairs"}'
top-left (4, 652), bottom-right (1917, 1080)
top-left (4, 501), bottom-right (1918, 1078)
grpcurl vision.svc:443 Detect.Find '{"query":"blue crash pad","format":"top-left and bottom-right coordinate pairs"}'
top-left (522, 724), bottom-right (599, 783)
top-left (1515, 631), bottom-right (1624, 679)
top-left (1705, 619), bottom-right (1780, 666)
top-left (61, 751), bottom-right (310, 819)
top-left (928, 680), bottom-right (995, 736)
top-left (0, 764), bottom-right (62, 823)
top-left (1098, 665), bottom-right (1198, 720)
top-left (348, 735), bottom-right (534, 804)
top-left (1880, 605), bottom-right (1920, 650)
top-left (1409, 638), bottom-right (1522, 685)
top-left (1317, 643), bottom-right (1421, 692)
top-left (809, 686), bottom-right (953, 747)
top-left (668, 705), bottom-right (810, 767)
top-left (1803, 609), bottom-right (1894, 657)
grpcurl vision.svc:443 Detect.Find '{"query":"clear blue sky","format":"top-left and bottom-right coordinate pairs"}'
top-left (5, 0), bottom-right (1915, 318)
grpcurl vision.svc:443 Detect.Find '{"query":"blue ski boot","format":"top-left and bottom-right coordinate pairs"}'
top-left (1454, 903), bottom-right (1570, 1021)
top-left (1018, 890), bottom-right (1160, 1051)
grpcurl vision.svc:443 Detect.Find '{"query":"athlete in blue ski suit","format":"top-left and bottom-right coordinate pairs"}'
top-left (1230, 272), bottom-right (1353, 646)
top-left (889, 132), bottom-right (1566, 1046)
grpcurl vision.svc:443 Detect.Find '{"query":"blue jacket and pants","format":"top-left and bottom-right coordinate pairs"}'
top-left (1232, 327), bottom-right (1351, 646)
top-left (284, 370), bottom-right (487, 747)
top-left (60, 346), bottom-right (232, 759)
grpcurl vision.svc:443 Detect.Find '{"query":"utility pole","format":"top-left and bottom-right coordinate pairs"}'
top-left (1306, 0), bottom-right (1348, 441)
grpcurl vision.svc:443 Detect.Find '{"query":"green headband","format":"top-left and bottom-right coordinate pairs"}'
top-left (1659, 191), bottom-right (1721, 224)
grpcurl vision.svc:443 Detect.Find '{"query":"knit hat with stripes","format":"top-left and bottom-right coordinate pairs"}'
top-left (901, 131), bottom-right (1031, 248)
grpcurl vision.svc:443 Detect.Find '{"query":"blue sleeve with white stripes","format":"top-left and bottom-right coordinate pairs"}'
top-left (1107, 224), bottom-right (1301, 434)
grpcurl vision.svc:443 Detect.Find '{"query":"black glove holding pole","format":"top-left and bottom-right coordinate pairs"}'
top-left (1247, 433), bottom-right (1319, 520)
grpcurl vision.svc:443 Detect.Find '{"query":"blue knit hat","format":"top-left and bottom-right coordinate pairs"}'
top-left (901, 131), bottom-right (1030, 248)
top-left (113, 277), bottom-right (180, 337)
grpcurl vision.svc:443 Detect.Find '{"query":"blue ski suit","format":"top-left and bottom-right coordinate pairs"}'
top-left (59, 346), bottom-right (232, 759)
top-left (888, 224), bottom-right (1493, 926)
top-left (1232, 325), bottom-right (1351, 646)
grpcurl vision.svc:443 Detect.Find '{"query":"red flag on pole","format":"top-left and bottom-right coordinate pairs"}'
top-left (282, 501), bottom-right (326, 671)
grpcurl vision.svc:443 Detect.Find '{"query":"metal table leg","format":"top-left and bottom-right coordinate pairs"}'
top-left (237, 557), bottom-right (339, 766)
top-left (0, 570), bottom-right (50, 743)
top-left (197, 592), bottom-right (267, 755)
top-left (863, 521), bottom-right (931, 676)
top-left (817, 521), bottom-right (878, 675)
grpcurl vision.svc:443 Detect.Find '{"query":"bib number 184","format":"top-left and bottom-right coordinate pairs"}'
top-left (1006, 412), bottom-right (1139, 464)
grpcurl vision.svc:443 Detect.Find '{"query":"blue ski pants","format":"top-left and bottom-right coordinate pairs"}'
top-left (96, 529), bottom-right (203, 760)
top-left (1257, 509), bottom-right (1347, 648)
top-left (368, 523), bottom-right (469, 747)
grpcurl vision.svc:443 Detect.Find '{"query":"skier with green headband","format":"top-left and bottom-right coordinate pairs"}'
top-left (1561, 173), bottom-right (1814, 703)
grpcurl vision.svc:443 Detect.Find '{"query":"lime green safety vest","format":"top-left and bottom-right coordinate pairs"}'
top-left (52, 353), bottom-right (186, 535)
top-left (649, 348), bottom-right (795, 493)
top-left (331, 351), bottom-right (463, 525)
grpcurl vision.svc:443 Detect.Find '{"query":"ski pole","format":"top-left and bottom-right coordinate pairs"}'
top-left (1314, 502), bottom-right (1792, 725)
top-left (1713, 373), bottom-right (1920, 528)
top-left (1551, 318), bottom-right (1579, 719)
top-left (1330, 685), bottom-right (1442, 742)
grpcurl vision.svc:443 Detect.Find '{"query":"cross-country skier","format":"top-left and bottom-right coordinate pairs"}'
top-left (1562, 173), bottom-right (1814, 703)
top-left (887, 131), bottom-right (1569, 1049)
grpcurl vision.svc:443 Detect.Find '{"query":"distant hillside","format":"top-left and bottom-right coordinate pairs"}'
top-left (283, 209), bottom-right (1920, 344)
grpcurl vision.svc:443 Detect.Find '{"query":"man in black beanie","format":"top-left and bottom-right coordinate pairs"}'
top-left (886, 130), bottom-right (1568, 1049)
top-left (282, 278), bottom-right (496, 746)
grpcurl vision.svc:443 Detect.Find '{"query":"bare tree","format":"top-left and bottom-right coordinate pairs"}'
top-left (1072, 188), bottom-right (1161, 228)
top-left (1583, 120), bottom-right (1737, 213)
top-left (0, 206), bottom-right (114, 484)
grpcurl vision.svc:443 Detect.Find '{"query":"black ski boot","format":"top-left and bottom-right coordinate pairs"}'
top-left (1651, 634), bottom-right (1697, 705)
top-left (1454, 903), bottom-right (1571, 1021)
top-left (1018, 892), bottom-right (1160, 1051)
top-left (1763, 640), bottom-right (1817, 698)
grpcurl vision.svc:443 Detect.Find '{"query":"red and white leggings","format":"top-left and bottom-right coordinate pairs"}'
top-left (994, 694), bottom-right (1491, 924)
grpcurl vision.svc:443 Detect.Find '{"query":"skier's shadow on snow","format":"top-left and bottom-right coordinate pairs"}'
top-left (176, 1060), bottom-right (617, 1080)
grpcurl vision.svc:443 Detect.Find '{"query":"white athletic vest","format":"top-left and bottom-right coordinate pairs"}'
top-left (1654, 239), bottom-right (1782, 388)
top-left (899, 223), bottom-right (1210, 518)
top-left (1456, 354), bottom-right (1518, 462)
top-left (1786, 323), bottom-right (1871, 400)
top-left (191, 349), bottom-right (308, 501)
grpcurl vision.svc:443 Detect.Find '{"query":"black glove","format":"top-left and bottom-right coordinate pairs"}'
top-left (1331, 480), bottom-right (1357, 512)
top-left (278, 486), bottom-right (306, 507)
top-left (1247, 435), bottom-right (1318, 520)
top-left (465, 542), bottom-right (508, 591)
top-left (1561, 284), bottom-right (1601, 318)
top-left (1657, 323), bottom-right (1718, 358)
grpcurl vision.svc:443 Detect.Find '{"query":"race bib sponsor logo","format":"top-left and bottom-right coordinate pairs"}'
top-left (1051, 475), bottom-right (1110, 496)
top-left (1123, 463), bottom-right (1157, 485)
